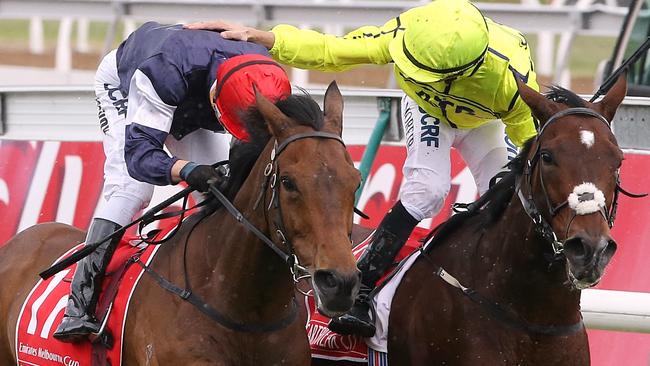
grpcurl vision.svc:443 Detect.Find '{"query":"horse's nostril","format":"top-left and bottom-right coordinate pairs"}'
top-left (602, 239), bottom-right (617, 261)
top-left (564, 237), bottom-right (586, 258)
top-left (313, 270), bottom-right (339, 289)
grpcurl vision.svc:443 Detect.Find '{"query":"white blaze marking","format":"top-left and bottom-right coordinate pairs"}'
top-left (568, 182), bottom-right (606, 215)
top-left (580, 130), bottom-right (595, 148)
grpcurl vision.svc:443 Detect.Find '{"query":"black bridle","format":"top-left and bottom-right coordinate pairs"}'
top-left (423, 107), bottom-right (643, 336)
top-left (421, 107), bottom-right (646, 336)
top-left (516, 107), bottom-right (646, 258)
top-left (221, 131), bottom-right (347, 285)
top-left (135, 131), bottom-right (348, 333)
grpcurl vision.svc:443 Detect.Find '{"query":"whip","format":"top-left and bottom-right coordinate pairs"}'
top-left (39, 186), bottom-right (194, 279)
top-left (590, 36), bottom-right (650, 102)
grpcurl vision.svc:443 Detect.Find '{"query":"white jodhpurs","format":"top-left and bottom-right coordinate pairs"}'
top-left (399, 95), bottom-right (517, 222)
top-left (93, 50), bottom-right (230, 226)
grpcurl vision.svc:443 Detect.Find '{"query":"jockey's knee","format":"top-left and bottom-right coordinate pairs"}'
top-left (98, 184), bottom-right (153, 226)
top-left (474, 147), bottom-right (512, 195)
top-left (400, 182), bottom-right (450, 222)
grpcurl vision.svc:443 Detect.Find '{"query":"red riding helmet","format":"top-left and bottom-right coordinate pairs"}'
top-left (213, 54), bottom-right (291, 141)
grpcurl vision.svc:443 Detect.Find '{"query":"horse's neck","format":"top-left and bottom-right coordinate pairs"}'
top-left (469, 194), bottom-right (582, 325)
top-left (190, 150), bottom-right (296, 323)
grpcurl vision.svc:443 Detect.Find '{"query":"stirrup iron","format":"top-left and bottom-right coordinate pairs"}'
top-left (89, 302), bottom-right (112, 344)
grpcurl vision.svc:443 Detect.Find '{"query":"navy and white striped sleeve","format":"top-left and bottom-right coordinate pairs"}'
top-left (124, 69), bottom-right (179, 185)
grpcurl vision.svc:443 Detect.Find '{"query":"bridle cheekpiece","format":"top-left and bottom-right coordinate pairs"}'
top-left (247, 131), bottom-right (346, 288)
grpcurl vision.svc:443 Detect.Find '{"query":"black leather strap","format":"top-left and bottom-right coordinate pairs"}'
top-left (275, 131), bottom-right (345, 155)
top-left (134, 258), bottom-right (298, 333)
top-left (516, 107), bottom-right (613, 255)
top-left (208, 184), bottom-right (291, 262)
top-left (538, 107), bottom-right (609, 137)
top-left (354, 207), bottom-right (370, 220)
top-left (419, 256), bottom-right (584, 337)
top-left (39, 161), bottom-right (231, 279)
top-left (40, 185), bottom-right (195, 279)
top-left (460, 285), bottom-right (584, 336)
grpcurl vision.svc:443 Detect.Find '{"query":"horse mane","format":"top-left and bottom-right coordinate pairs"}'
top-left (223, 91), bottom-right (325, 200)
top-left (422, 86), bottom-right (590, 250)
top-left (544, 85), bottom-right (587, 108)
top-left (422, 139), bottom-right (534, 250)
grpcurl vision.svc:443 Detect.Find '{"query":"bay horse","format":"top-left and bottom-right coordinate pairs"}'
top-left (386, 75), bottom-right (630, 365)
top-left (0, 81), bottom-right (361, 365)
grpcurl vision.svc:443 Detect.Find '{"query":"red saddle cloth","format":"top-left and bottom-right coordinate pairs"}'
top-left (14, 229), bottom-right (170, 366)
top-left (306, 227), bottom-right (428, 363)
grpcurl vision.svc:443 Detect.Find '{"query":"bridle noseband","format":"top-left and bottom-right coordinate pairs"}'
top-left (516, 107), bottom-right (644, 258)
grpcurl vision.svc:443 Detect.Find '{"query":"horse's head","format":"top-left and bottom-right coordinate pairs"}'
top-left (253, 82), bottom-right (361, 317)
top-left (516, 76), bottom-right (627, 290)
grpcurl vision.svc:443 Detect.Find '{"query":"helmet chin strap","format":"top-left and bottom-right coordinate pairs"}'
top-left (209, 80), bottom-right (222, 121)
top-left (209, 79), bottom-right (217, 101)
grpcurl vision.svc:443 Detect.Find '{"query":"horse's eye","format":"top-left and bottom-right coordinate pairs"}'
top-left (280, 176), bottom-right (298, 192)
top-left (540, 151), bottom-right (554, 164)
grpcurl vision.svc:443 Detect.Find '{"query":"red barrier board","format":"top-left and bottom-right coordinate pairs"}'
top-left (1, 140), bottom-right (649, 364)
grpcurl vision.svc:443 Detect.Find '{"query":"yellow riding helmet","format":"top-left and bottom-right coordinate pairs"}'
top-left (389, 0), bottom-right (489, 83)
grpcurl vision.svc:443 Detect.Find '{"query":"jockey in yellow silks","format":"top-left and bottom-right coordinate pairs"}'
top-left (270, 0), bottom-right (538, 146)
top-left (186, 0), bottom-right (539, 338)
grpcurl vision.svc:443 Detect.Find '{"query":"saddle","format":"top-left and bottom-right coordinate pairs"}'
top-left (15, 219), bottom-right (191, 366)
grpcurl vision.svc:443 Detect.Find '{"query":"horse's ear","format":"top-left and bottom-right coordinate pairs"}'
top-left (592, 73), bottom-right (627, 123)
top-left (516, 78), bottom-right (560, 126)
top-left (323, 81), bottom-right (344, 136)
top-left (254, 85), bottom-right (293, 140)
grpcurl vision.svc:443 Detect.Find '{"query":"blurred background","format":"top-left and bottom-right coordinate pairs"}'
top-left (0, 0), bottom-right (631, 93)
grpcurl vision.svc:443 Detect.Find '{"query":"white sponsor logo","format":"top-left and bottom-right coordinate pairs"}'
top-left (307, 323), bottom-right (358, 351)
top-left (18, 342), bottom-right (80, 366)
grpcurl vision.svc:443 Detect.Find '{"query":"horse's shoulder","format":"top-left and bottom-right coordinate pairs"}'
top-left (18, 222), bottom-right (84, 240)
top-left (3, 222), bottom-right (84, 256)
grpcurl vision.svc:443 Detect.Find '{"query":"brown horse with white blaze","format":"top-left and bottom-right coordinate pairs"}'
top-left (0, 81), bottom-right (361, 365)
top-left (386, 75), bottom-right (630, 365)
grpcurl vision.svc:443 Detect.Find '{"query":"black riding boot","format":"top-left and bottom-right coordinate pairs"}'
top-left (328, 201), bottom-right (418, 337)
top-left (53, 218), bottom-right (122, 343)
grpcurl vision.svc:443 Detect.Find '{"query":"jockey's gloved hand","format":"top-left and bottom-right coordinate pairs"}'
top-left (179, 162), bottom-right (221, 193)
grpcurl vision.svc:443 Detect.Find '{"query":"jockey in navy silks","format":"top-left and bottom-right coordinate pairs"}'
top-left (54, 22), bottom-right (291, 342)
